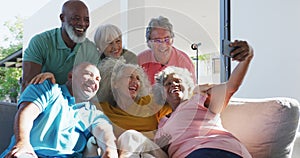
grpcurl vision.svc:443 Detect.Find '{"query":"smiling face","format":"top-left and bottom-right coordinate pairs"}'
top-left (148, 27), bottom-right (173, 65)
top-left (103, 36), bottom-right (123, 59)
top-left (61, 1), bottom-right (89, 43)
top-left (163, 73), bottom-right (189, 110)
top-left (72, 63), bottom-right (100, 102)
top-left (116, 66), bottom-right (141, 100)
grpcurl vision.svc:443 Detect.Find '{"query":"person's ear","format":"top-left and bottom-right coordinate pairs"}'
top-left (68, 72), bottom-right (73, 81)
top-left (147, 41), bottom-right (152, 49)
top-left (60, 14), bottom-right (65, 22)
top-left (170, 38), bottom-right (174, 45)
top-left (112, 82), bottom-right (119, 89)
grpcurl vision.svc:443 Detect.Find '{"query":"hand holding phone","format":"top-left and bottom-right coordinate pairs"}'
top-left (222, 39), bottom-right (239, 58)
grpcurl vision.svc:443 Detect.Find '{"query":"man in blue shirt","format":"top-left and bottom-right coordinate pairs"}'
top-left (1, 62), bottom-right (118, 158)
top-left (21, 0), bottom-right (100, 92)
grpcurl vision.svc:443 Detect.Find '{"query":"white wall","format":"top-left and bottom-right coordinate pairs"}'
top-left (86, 0), bottom-right (220, 57)
top-left (24, 0), bottom-right (300, 101)
top-left (231, 0), bottom-right (300, 101)
top-left (23, 0), bottom-right (111, 48)
top-left (24, 0), bottom-right (220, 56)
top-left (24, 0), bottom-right (221, 83)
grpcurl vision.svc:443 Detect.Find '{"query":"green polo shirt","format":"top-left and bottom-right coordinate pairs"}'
top-left (23, 28), bottom-right (100, 84)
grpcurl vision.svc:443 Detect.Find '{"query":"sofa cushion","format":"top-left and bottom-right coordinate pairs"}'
top-left (0, 102), bottom-right (17, 153)
top-left (221, 97), bottom-right (300, 158)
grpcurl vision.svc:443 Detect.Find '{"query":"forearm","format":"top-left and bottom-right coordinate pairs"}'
top-left (15, 102), bottom-right (40, 143)
top-left (227, 54), bottom-right (253, 94)
top-left (92, 124), bottom-right (117, 152)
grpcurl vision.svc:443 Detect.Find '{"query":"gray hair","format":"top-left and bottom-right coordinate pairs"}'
top-left (98, 58), bottom-right (151, 106)
top-left (152, 66), bottom-right (195, 105)
top-left (145, 16), bottom-right (175, 42)
top-left (94, 24), bottom-right (122, 53)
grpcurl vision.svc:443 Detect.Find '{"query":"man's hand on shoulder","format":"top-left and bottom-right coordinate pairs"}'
top-left (29, 72), bottom-right (56, 85)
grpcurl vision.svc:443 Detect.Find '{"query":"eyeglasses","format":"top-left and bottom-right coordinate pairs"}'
top-left (149, 37), bottom-right (173, 45)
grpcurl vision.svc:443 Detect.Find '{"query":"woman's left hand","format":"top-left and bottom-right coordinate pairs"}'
top-left (230, 40), bottom-right (254, 62)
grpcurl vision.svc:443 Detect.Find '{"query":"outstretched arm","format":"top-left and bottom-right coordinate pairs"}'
top-left (5, 102), bottom-right (40, 158)
top-left (208, 40), bottom-right (254, 114)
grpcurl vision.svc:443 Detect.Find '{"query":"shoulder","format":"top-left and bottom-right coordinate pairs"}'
top-left (31, 28), bottom-right (59, 41)
top-left (122, 49), bottom-right (138, 64)
top-left (170, 47), bottom-right (194, 66)
top-left (26, 28), bottom-right (59, 49)
top-left (19, 80), bottom-right (61, 108)
top-left (123, 49), bottom-right (136, 56)
top-left (75, 39), bottom-right (100, 64)
top-left (172, 47), bottom-right (190, 58)
top-left (137, 49), bottom-right (152, 57)
top-left (137, 49), bottom-right (152, 64)
top-left (81, 38), bottom-right (98, 51)
top-left (78, 38), bottom-right (99, 53)
top-left (83, 38), bottom-right (97, 46)
top-left (26, 80), bottom-right (57, 91)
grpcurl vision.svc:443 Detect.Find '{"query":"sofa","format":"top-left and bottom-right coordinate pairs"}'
top-left (1, 97), bottom-right (299, 158)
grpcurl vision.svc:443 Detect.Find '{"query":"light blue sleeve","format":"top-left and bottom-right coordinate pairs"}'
top-left (74, 103), bottom-right (111, 131)
top-left (18, 80), bottom-right (60, 111)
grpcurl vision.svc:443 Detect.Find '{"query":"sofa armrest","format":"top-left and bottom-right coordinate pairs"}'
top-left (221, 97), bottom-right (300, 158)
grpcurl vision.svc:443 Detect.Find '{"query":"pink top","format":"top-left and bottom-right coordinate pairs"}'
top-left (138, 47), bottom-right (196, 84)
top-left (155, 94), bottom-right (252, 158)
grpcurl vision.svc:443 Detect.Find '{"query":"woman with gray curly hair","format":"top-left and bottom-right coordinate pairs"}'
top-left (96, 58), bottom-right (171, 135)
top-left (97, 57), bottom-right (150, 108)
top-left (153, 40), bottom-right (254, 158)
top-left (95, 58), bottom-right (170, 157)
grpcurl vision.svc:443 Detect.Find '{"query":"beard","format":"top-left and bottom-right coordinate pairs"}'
top-left (65, 23), bottom-right (86, 43)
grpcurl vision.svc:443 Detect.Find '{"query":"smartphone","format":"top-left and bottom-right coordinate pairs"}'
top-left (222, 39), bottom-right (236, 58)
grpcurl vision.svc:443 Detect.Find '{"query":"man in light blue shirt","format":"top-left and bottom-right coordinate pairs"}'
top-left (1, 62), bottom-right (118, 158)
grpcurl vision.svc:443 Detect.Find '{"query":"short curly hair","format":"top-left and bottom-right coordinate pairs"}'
top-left (97, 58), bottom-right (151, 106)
top-left (152, 66), bottom-right (195, 105)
